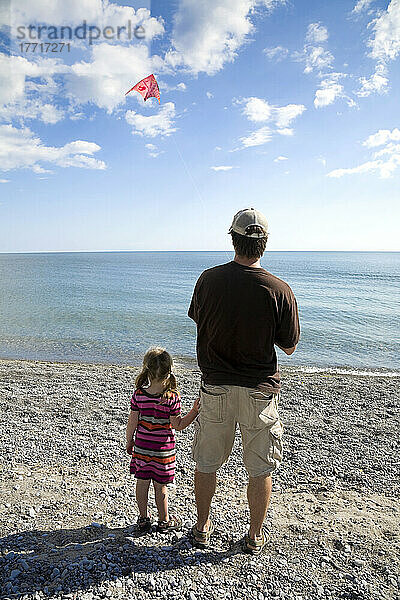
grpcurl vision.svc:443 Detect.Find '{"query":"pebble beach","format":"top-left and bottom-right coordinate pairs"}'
top-left (0, 358), bottom-right (399, 600)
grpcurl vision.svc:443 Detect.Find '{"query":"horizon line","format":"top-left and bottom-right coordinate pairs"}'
top-left (1, 249), bottom-right (399, 254)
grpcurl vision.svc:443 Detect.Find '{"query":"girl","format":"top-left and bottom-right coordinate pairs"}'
top-left (126, 347), bottom-right (199, 533)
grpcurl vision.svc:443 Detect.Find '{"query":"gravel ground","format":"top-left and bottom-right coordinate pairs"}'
top-left (0, 359), bottom-right (399, 600)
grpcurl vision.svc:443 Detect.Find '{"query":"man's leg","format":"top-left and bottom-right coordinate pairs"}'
top-left (247, 474), bottom-right (272, 539)
top-left (192, 384), bottom-right (236, 533)
top-left (240, 390), bottom-right (282, 541)
top-left (194, 469), bottom-right (216, 532)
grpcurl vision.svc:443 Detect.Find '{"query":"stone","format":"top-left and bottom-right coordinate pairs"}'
top-left (10, 569), bottom-right (21, 579)
top-left (353, 558), bottom-right (365, 567)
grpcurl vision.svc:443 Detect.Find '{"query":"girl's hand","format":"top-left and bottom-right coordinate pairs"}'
top-left (126, 440), bottom-right (134, 455)
top-left (193, 397), bottom-right (200, 413)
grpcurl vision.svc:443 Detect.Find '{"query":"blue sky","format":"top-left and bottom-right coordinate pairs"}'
top-left (0, 0), bottom-right (399, 252)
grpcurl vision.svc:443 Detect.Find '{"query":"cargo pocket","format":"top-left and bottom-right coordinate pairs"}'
top-left (268, 419), bottom-right (284, 468)
top-left (199, 385), bottom-right (227, 423)
top-left (249, 390), bottom-right (279, 429)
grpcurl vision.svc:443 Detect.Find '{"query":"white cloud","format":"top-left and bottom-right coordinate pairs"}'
top-left (274, 104), bottom-right (306, 127)
top-left (352, 0), bottom-right (374, 15)
top-left (277, 128), bottom-right (294, 136)
top-left (363, 127), bottom-right (400, 147)
top-left (357, 1), bottom-right (400, 96)
top-left (306, 23), bottom-right (328, 44)
top-left (327, 127), bottom-right (400, 178)
top-left (9, 0), bottom-right (101, 25)
top-left (293, 22), bottom-right (334, 75)
top-left (69, 112), bottom-right (86, 121)
top-left (369, 0), bottom-right (400, 62)
top-left (0, 179), bottom-right (10, 183)
top-left (0, 55), bottom-right (70, 126)
top-left (211, 165), bottom-right (235, 171)
top-left (165, 0), bottom-right (285, 75)
top-left (0, 98), bottom-right (64, 124)
top-left (238, 97), bottom-right (305, 148)
top-left (273, 155), bottom-right (288, 162)
top-left (241, 97), bottom-right (306, 126)
top-left (125, 102), bottom-right (176, 137)
top-left (145, 143), bottom-right (163, 158)
top-left (314, 78), bottom-right (344, 108)
top-left (240, 126), bottom-right (272, 148)
top-left (357, 65), bottom-right (389, 97)
top-left (40, 104), bottom-right (64, 124)
top-left (263, 46), bottom-right (288, 61)
top-left (302, 45), bottom-right (334, 74)
top-left (328, 157), bottom-right (400, 178)
top-left (0, 124), bottom-right (106, 172)
top-left (294, 25), bottom-right (356, 108)
top-left (374, 142), bottom-right (400, 157)
top-left (0, 54), bottom-right (66, 107)
top-left (159, 81), bottom-right (187, 92)
top-left (242, 97), bottom-right (273, 122)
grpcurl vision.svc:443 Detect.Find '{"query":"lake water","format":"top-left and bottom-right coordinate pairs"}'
top-left (0, 251), bottom-right (399, 373)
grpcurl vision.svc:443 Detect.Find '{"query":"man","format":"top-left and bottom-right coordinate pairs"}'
top-left (188, 208), bottom-right (300, 554)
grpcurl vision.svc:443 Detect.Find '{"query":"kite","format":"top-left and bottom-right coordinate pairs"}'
top-left (125, 74), bottom-right (160, 103)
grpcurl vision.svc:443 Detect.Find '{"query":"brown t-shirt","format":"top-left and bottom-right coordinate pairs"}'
top-left (188, 261), bottom-right (300, 389)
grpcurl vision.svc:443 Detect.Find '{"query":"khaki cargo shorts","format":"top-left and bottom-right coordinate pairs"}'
top-left (192, 384), bottom-right (283, 478)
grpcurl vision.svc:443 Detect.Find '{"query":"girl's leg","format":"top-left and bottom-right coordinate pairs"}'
top-left (135, 478), bottom-right (151, 518)
top-left (153, 481), bottom-right (169, 522)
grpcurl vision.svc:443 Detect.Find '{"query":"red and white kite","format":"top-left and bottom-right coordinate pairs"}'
top-left (125, 74), bottom-right (160, 103)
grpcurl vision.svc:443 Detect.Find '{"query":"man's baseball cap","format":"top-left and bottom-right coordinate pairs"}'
top-left (228, 208), bottom-right (268, 238)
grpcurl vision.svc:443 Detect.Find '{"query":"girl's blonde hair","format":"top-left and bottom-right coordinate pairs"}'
top-left (135, 347), bottom-right (178, 398)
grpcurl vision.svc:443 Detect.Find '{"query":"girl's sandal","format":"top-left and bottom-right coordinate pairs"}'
top-left (243, 531), bottom-right (266, 555)
top-left (156, 515), bottom-right (182, 534)
top-left (191, 520), bottom-right (215, 548)
top-left (137, 516), bottom-right (152, 533)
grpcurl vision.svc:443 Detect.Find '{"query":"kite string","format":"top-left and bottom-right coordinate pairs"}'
top-left (171, 134), bottom-right (232, 260)
top-left (171, 133), bottom-right (205, 210)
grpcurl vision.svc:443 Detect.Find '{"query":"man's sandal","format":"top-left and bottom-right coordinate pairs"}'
top-left (191, 521), bottom-right (215, 548)
top-left (243, 531), bottom-right (267, 555)
top-left (156, 515), bottom-right (182, 534)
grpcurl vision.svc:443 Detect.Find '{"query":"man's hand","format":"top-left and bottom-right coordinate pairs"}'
top-left (126, 440), bottom-right (134, 455)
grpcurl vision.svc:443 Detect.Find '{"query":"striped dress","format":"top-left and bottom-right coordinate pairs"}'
top-left (129, 388), bottom-right (181, 484)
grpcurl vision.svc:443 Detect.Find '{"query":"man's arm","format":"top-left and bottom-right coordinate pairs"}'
top-left (276, 343), bottom-right (297, 355)
top-left (188, 274), bottom-right (205, 323)
top-left (274, 287), bottom-right (300, 353)
top-left (188, 288), bottom-right (198, 323)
